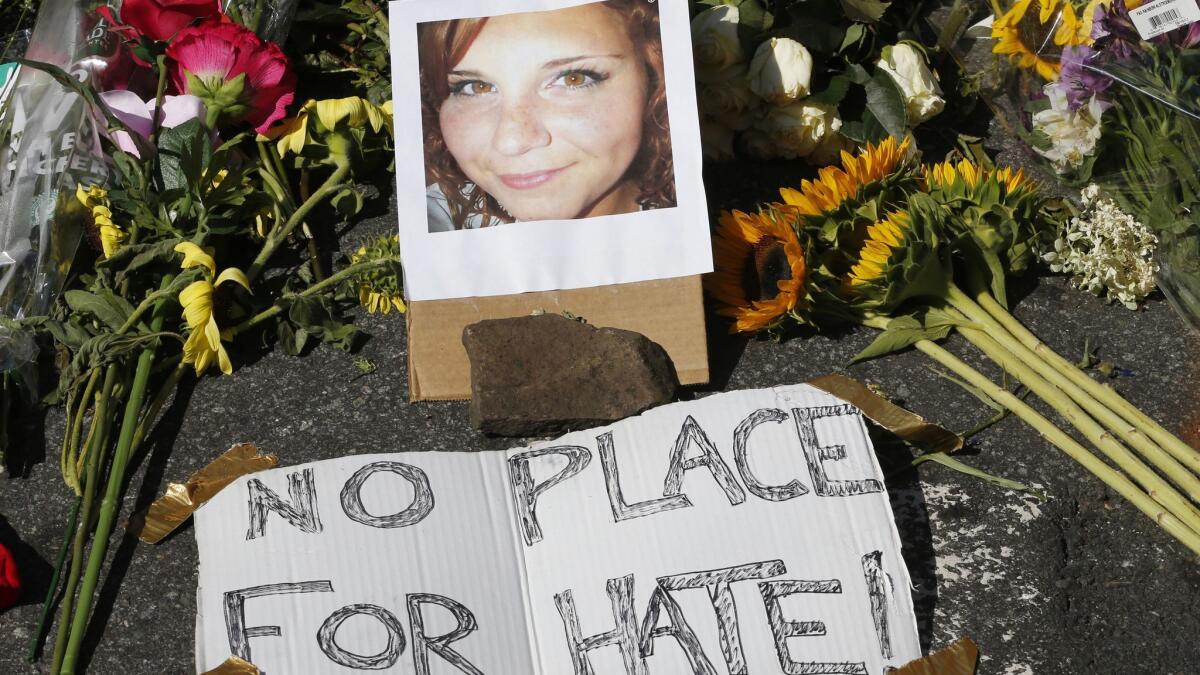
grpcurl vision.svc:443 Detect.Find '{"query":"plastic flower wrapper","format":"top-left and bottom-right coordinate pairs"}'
top-left (936, 0), bottom-right (1200, 331)
top-left (0, 0), bottom-right (115, 380)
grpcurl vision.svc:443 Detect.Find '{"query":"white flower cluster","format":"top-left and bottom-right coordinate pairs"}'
top-left (691, 6), bottom-right (944, 163)
top-left (1042, 184), bottom-right (1159, 309)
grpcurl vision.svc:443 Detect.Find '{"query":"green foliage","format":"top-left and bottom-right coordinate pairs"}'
top-left (291, 0), bottom-right (392, 104)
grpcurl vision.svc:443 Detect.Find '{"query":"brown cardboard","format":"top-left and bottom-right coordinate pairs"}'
top-left (407, 275), bottom-right (709, 401)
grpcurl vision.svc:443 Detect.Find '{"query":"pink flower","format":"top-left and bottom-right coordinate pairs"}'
top-left (166, 19), bottom-right (295, 134)
top-left (99, 90), bottom-right (206, 157)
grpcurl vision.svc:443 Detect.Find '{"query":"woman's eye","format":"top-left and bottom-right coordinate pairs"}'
top-left (449, 80), bottom-right (496, 97)
top-left (550, 69), bottom-right (606, 90)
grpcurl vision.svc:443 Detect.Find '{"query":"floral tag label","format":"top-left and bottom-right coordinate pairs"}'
top-left (1130, 0), bottom-right (1200, 39)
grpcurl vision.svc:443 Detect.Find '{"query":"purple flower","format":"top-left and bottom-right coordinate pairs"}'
top-left (1092, 0), bottom-right (1142, 60)
top-left (1059, 45), bottom-right (1112, 111)
top-left (98, 90), bottom-right (206, 158)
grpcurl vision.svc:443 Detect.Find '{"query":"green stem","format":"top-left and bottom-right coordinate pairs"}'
top-left (51, 364), bottom-right (119, 674)
top-left (229, 256), bottom-right (397, 337)
top-left (867, 320), bottom-right (1200, 555)
top-left (59, 287), bottom-right (173, 673)
top-left (130, 362), bottom-right (188, 454)
top-left (246, 161), bottom-right (351, 284)
top-left (943, 305), bottom-right (1200, 536)
top-left (970, 284), bottom-right (1200, 474)
top-left (27, 496), bottom-right (81, 663)
top-left (61, 368), bottom-right (100, 493)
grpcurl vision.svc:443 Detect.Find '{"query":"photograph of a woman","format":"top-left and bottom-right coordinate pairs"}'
top-left (419, 0), bottom-right (677, 232)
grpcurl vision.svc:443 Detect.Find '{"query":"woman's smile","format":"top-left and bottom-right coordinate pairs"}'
top-left (498, 164), bottom-right (576, 190)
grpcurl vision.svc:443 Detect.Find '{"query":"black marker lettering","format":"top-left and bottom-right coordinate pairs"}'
top-left (639, 584), bottom-right (717, 674)
top-left (791, 406), bottom-right (883, 497)
top-left (598, 431), bottom-right (690, 522)
top-left (554, 574), bottom-right (646, 675)
top-left (658, 560), bottom-right (786, 675)
top-left (663, 416), bottom-right (747, 506)
top-left (407, 593), bottom-right (484, 675)
top-left (317, 603), bottom-right (406, 670)
top-left (340, 461), bottom-right (434, 529)
top-left (758, 579), bottom-right (867, 675)
top-left (224, 581), bottom-right (333, 663)
top-left (860, 551), bottom-right (893, 659)
top-left (733, 408), bottom-right (809, 501)
top-left (508, 445), bottom-right (591, 545)
top-left (245, 469), bottom-right (322, 540)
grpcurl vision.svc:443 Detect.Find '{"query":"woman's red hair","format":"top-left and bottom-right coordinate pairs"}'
top-left (419, 0), bottom-right (676, 228)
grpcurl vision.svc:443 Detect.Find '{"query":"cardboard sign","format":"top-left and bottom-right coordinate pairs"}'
top-left (194, 386), bottom-right (921, 673)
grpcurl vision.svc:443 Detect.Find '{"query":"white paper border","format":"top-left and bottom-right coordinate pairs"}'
top-left (388, 0), bottom-right (712, 301)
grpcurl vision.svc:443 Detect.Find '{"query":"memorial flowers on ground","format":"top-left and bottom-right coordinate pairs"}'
top-left (707, 136), bottom-right (1200, 556)
top-left (0, 3), bottom-right (403, 670)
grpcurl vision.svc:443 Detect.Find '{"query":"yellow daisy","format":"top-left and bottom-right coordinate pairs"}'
top-left (706, 206), bottom-right (808, 333)
top-left (847, 211), bottom-right (913, 289)
top-left (174, 242), bottom-right (250, 375)
top-left (76, 184), bottom-right (125, 258)
top-left (779, 136), bottom-right (911, 217)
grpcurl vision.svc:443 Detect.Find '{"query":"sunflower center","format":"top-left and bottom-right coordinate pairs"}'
top-left (1017, 4), bottom-right (1056, 55)
top-left (745, 237), bottom-right (793, 302)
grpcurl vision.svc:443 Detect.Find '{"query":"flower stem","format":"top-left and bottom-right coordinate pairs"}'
top-left (246, 162), bottom-right (350, 284)
top-left (229, 256), bottom-right (396, 336)
top-left (130, 361), bottom-right (188, 454)
top-left (971, 284), bottom-right (1200, 472)
top-left (27, 495), bottom-right (80, 663)
top-left (59, 291), bottom-right (172, 673)
top-left (947, 283), bottom-right (1200, 501)
top-left (51, 364), bottom-right (119, 674)
top-left (944, 307), bottom-right (1200, 536)
top-left (863, 319), bottom-right (1200, 555)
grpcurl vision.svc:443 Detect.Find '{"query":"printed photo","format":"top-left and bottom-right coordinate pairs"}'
top-left (390, 0), bottom-right (710, 302)
top-left (418, 0), bottom-right (677, 233)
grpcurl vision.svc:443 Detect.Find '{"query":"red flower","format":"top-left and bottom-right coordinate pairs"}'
top-left (0, 542), bottom-right (19, 611)
top-left (166, 19), bottom-right (295, 133)
top-left (98, 0), bottom-right (221, 44)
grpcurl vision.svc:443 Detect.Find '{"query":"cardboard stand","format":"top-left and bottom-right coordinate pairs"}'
top-left (407, 275), bottom-right (710, 401)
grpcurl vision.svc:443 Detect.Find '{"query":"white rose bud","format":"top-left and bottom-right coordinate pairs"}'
top-left (876, 43), bottom-right (945, 125)
top-left (691, 6), bottom-right (743, 76)
top-left (696, 64), bottom-right (757, 126)
top-left (699, 117), bottom-right (736, 162)
top-left (748, 37), bottom-right (813, 104)
top-left (755, 101), bottom-right (840, 159)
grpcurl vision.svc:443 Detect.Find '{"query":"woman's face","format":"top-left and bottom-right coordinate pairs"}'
top-left (437, 4), bottom-right (649, 222)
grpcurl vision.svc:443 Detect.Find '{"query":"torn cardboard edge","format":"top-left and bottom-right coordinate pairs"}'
top-left (407, 275), bottom-right (709, 401)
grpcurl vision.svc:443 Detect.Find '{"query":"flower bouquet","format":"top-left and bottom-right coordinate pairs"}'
top-left (690, 0), bottom-right (949, 162)
top-left (0, 0), bottom-right (402, 670)
top-left (944, 0), bottom-right (1200, 330)
top-left (708, 135), bottom-right (1200, 555)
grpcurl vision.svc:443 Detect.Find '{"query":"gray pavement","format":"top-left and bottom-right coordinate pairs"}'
top-left (1, 173), bottom-right (1199, 673)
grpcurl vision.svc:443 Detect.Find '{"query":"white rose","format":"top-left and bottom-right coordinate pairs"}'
top-left (699, 117), bottom-right (736, 162)
top-left (747, 37), bottom-right (813, 104)
top-left (755, 101), bottom-right (840, 159)
top-left (808, 131), bottom-right (851, 166)
top-left (696, 64), bottom-right (757, 127)
top-left (877, 43), bottom-right (945, 125)
top-left (1032, 83), bottom-right (1103, 173)
top-left (691, 5), bottom-right (743, 77)
top-left (739, 128), bottom-right (777, 160)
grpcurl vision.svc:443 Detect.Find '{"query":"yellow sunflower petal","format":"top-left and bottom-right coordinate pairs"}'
top-left (174, 242), bottom-right (216, 275)
top-left (215, 267), bottom-right (251, 292)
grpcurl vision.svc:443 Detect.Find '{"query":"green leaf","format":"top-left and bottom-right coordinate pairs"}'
top-left (807, 75), bottom-right (852, 106)
top-left (851, 315), bottom-right (952, 363)
top-left (911, 452), bottom-right (1046, 498)
top-left (864, 69), bottom-right (908, 139)
top-left (157, 119), bottom-right (207, 192)
top-left (839, 23), bottom-right (867, 54)
top-left (838, 0), bottom-right (892, 23)
top-left (63, 290), bottom-right (130, 331)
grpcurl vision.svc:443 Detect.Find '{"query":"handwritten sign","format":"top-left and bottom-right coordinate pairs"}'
top-left (194, 386), bottom-right (921, 673)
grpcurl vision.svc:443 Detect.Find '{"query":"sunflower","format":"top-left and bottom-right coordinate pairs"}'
top-left (350, 234), bottom-right (405, 315)
top-left (779, 136), bottom-right (911, 217)
top-left (926, 158), bottom-right (1035, 198)
top-left (76, 184), bottom-right (125, 258)
top-left (707, 206), bottom-right (808, 333)
top-left (847, 211), bottom-right (913, 290)
top-left (992, 0), bottom-right (1092, 81)
top-left (260, 97), bottom-right (392, 157)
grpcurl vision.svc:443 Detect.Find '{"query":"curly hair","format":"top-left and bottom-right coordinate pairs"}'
top-left (419, 0), bottom-right (676, 229)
